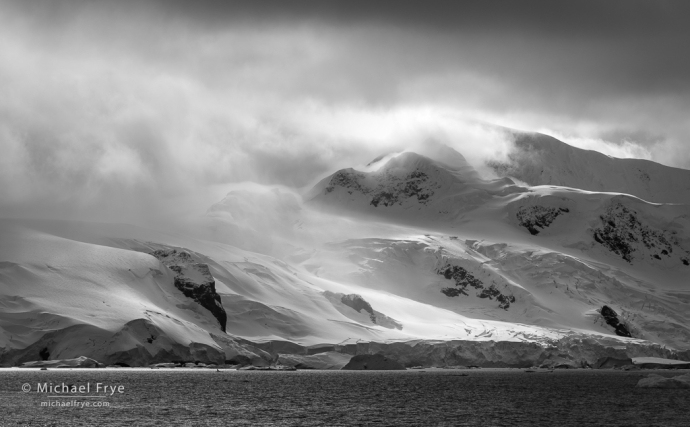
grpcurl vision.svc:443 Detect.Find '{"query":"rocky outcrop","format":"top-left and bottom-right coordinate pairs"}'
top-left (600, 305), bottom-right (632, 338)
top-left (322, 153), bottom-right (450, 209)
top-left (438, 264), bottom-right (515, 310)
top-left (150, 249), bottom-right (227, 332)
top-left (341, 353), bottom-right (406, 370)
top-left (516, 206), bottom-right (569, 235)
top-left (325, 169), bottom-right (369, 195)
top-left (324, 166), bottom-right (440, 208)
top-left (323, 291), bottom-right (403, 330)
top-left (369, 171), bottom-right (435, 207)
top-left (341, 294), bottom-right (376, 322)
top-left (593, 202), bottom-right (688, 264)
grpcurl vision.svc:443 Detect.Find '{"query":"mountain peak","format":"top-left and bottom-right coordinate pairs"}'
top-left (488, 131), bottom-right (690, 204)
top-left (309, 148), bottom-right (524, 220)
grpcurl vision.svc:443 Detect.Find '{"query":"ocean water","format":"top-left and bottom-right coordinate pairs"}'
top-left (1, 369), bottom-right (689, 426)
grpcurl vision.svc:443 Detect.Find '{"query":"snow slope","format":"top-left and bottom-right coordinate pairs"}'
top-left (488, 131), bottom-right (690, 204)
top-left (1, 218), bottom-right (601, 367)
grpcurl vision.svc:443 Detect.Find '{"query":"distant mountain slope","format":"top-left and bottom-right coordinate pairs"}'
top-left (308, 151), bottom-right (690, 274)
top-left (309, 151), bottom-right (525, 222)
top-left (306, 235), bottom-right (690, 350)
top-left (488, 131), bottom-right (690, 204)
top-left (304, 149), bottom-right (690, 349)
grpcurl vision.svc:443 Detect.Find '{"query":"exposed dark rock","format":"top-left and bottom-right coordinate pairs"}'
top-left (600, 306), bottom-right (632, 338)
top-left (173, 276), bottom-right (227, 332)
top-left (341, 294), bottom-right (376, 323)
top-left (39, 347), bottom-right (50, 361)
top-left (324, 291), bottom-right (403, 330)
top-left (325, 170), bottom-right (369, 195)
top-left (370, 171), bottom-right (434, 207)
top-left (150, 249), bottom-right (227, 332)
top-left (323, 165), bottom-right (439, 207)
top-left (438, 265), bottom-right (515, 310)
top-left (516, 206), bottom-right (569, 235)
top-left (341, 353), bottom-right (406, 370)
top-left (593, 202), bottom-right (686, 264)
top-left (440, 265), bottom-right (483, 288)
top-left (441, 287), bottom-right (468, 297)
top-left (478, 285), bottom-right (502, 300)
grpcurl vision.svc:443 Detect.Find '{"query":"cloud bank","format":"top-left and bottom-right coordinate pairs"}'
top-left (1, 0), bottom-right (688, 223)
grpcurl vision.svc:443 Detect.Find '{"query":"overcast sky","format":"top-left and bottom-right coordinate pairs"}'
top-left (1, 0), bottom-right (689, 221)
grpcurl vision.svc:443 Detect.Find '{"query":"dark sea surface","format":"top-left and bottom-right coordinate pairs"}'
top-left (1, 368), bottom-right (689, 426)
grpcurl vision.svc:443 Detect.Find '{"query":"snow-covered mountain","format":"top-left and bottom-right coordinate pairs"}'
top-left (488, 131), bottom-right (690, 204)
top-left (2, 136), bottom-right (689, 368)
top-left (307, 147), bottom-right (690, 351)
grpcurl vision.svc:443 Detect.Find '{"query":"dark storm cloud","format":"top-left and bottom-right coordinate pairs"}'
top-left (1, 0), bottom-right (689, 223)
top-left (7, 0), bottom-right (690, 101)
top-left (137, 0), bottom-right (690, 139)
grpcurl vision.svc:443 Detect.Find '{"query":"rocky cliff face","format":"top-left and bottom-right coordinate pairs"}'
top-left (323, 154), bottom-right (446, 208)
top-left (600, 305), bottom-right (632, 338)
top-left (593, 202), bottom-right (690, 265)
top-left (324, 291), bottom-right (403, 330)
top-left (517, 206), bottom-right (569, 235)
top-left (340, 294), bottom-right (376, 322)
top-left (150, 249), bottom-right (227, 332)
top-left (437, 264), bottom-right (516, 310)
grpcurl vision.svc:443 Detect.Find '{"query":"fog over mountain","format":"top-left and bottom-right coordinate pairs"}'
top-left (1, 1), bottom-right (689, 370)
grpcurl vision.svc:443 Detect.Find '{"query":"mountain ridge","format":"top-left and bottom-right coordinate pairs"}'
top-left (488, 131), bottom-right (690, 204)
